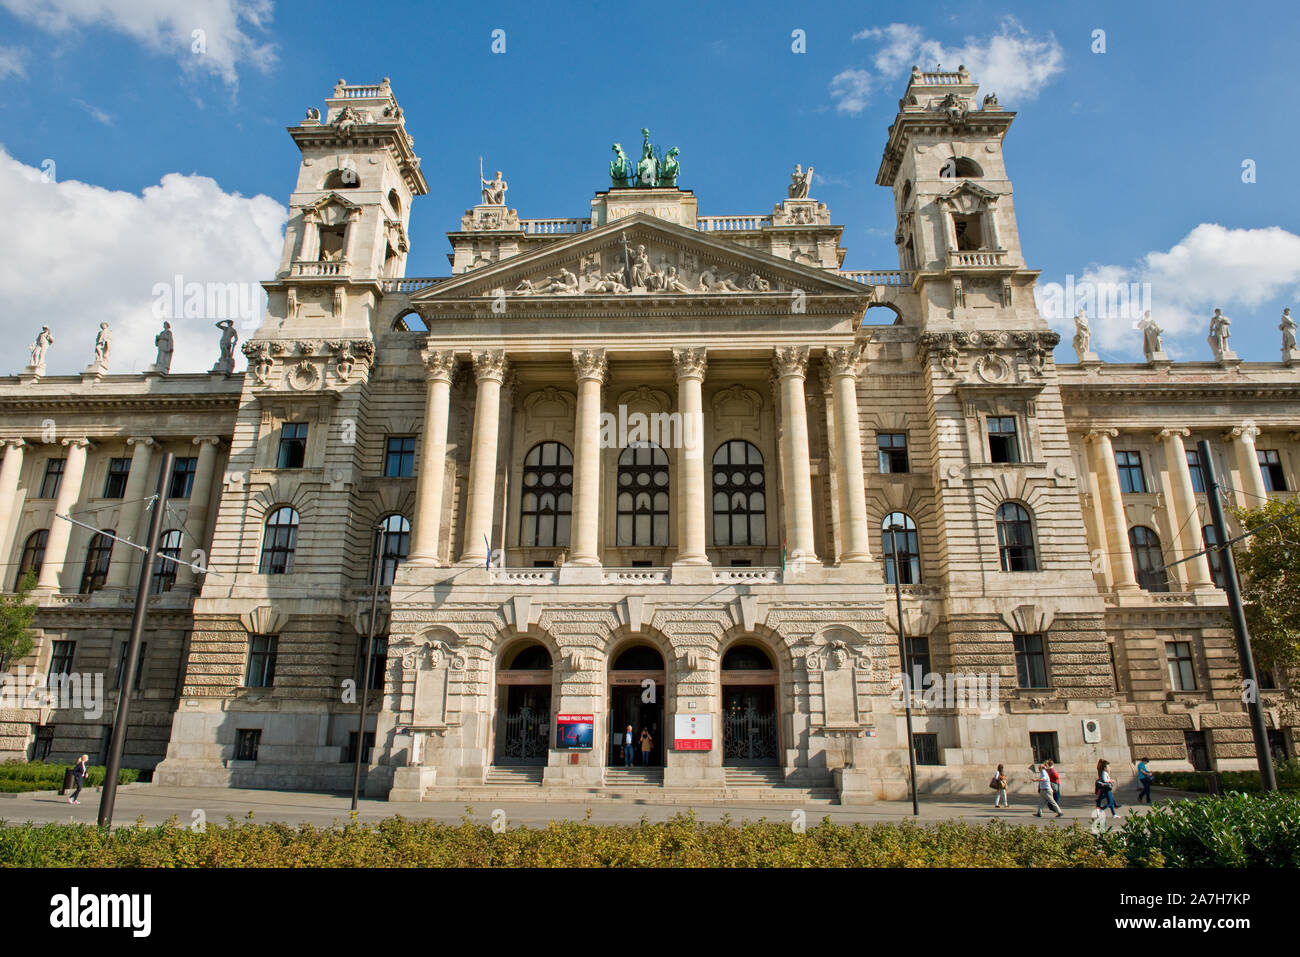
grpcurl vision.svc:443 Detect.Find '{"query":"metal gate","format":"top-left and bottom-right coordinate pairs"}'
top-left (500, 704), bottom-right (549, 762)
top-left (723, 699), bottom-right (778, 764)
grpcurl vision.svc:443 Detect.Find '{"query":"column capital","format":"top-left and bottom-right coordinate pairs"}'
top-left (572, 348), bottom-right (608, 384)
top-left (824, 344), bottom-right (864, 379)
top-left (771, 345), bottom-right (810, 380)
top-left (672, 347), bottom-right (707, 382)
top-left (1227, 423), bottom-right (1260, 443)
top-left (1085, 428), bottom-right (1118, 444)
top-left (1155, 427), bottom-right (1190, 441)
top-left (192, 435), bottom-right (223, 448)
top-left (0, 437), bottom-right (26, 450)
top-left (471, 350), bottom-right (509, 384)
top-left (126, 435), bottom-right (156, 449)
top-left (60, 436), bottom-right (91, 450)
top-left (423, 349), bottom-right (459, 384)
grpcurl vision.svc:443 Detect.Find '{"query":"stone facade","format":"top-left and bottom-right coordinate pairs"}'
top-left (1, 72), bottom-right (1294, 802)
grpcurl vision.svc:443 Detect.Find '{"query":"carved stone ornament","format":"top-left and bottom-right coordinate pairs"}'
top-left (241, 340), bottom-right (285, 386)
top-left (974, 351), bottom-right (1011, 383)
top-left (772, 345), bottom-right (810, 379)
top-left (471, 350), bottom-right (509, 383)
top-left (286, 359), bottom-right (321, 391)
top-left (572, 348), bottom-right (609, 383)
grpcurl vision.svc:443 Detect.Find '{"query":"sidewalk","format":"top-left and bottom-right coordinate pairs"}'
top-left (0, 784), bottom-right (1168, 829)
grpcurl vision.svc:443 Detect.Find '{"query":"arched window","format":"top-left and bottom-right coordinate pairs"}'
top-left (391, 310), bottom-right (428, 332)
top-left (881, 512), bottom-right (921, 584)
top-left (1129, 526), bottom-right (1168, 592)
top-left (611, 645), bottom-right (665, 671)
top-left (520, 442), bottom-right (572, 548)
top-left (900, 180), bottom-right (912, 205)
top-left (323, 168), bottom-right (360, 189)
top-left (387, 189), bottom-right (401, 216)
top-left (712, 441), bottom-right (766, 546)
top-left (15, 530), bottom-right (47, 589)
top-left (941, 156), bottom-right (983, 178)
top-left (503, 643), bottom-right (552, 670)
top-left (372, 514), bottom-right (411, 586)
top-left (721, 644), bottom-right (774, 671)
top-left (617, 443), bottom-right (669, 546)
top-left (79, 531), bottom-right (115, 594)
top-left (259, 507), bottom-right (300, 574)
top-left (151, 530), bottom-right (183, 595)
top-left (995, 503), bottom-right (1037, 572)
top-left (1201, 525), bottom-right (1225, 589)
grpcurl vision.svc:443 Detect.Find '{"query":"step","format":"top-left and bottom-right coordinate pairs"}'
top-left (603, 767), bottom-right (664, 785)
top-left (482, 766), bottom-right (544, 785)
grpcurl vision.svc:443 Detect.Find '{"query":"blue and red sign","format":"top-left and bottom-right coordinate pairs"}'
top-left (556, 714), bottom-right (594, 750)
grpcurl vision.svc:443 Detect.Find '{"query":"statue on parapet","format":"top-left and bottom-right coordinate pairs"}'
top-left (1281, 307), bottom-right (1298, 361)
top-left (88, 322), bottom-right (111, 373)
top-left (1138, 311), bottom-right (1164, 362)
top-left (636, 128), bottom-right (658, 187)
top-left (152, 322), bottom-right (174, 374)
top-left (212, 319), bottom-right (239, 374)
top-left (660, 147), bottom-right (680, 187)
top-left (480, 170), bottom-right (507, 206)
top-left (1072, 309), bottom-right (1091, 361)
top-left (788, 163), bottom-right (814, 199)
top-left (1207, 308), bottom-right (1233, 361)
top-left (28, 325), bottom-right (53, 375)
top-left (610, 143), bottom-right (630, 187)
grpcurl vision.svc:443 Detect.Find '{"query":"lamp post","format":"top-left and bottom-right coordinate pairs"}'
top-left (888, 522), bottom-right (920, 816)
top-left (351, 522), bottom-right (388, 811)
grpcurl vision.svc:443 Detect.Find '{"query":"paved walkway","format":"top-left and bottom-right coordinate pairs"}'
top-left (0, 784), bottom-right (1170, 829)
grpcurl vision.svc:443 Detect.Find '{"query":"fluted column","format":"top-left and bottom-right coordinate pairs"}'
top-left (36, 437), bottom-right (90, 592)
top-left (0, 439), bottom-right (26, 570)
top-left (105, 436), bottom-right (155, 588)
top-left (1084, 429), bottom-right (1137, 591)
top-left (672, 348), bottom-right (709, 565)
top-left (458, 351), bottom-right (508, 565)
top-left (408, 351), bottom-right (457, 564)
top-left (826, 345), bottom-right (871, 562)
top-left (173, 436), bottom-right (223, 588)
top-left (569, 348), bottom-right (608, 566)
top-left (1226, 424), bottom-right (1268, 509)
top-left (773, 347), bottom-right (817, 563)
top-left (1158, 428), bottom-right (1212, 589)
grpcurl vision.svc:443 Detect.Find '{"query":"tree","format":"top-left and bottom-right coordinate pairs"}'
top-left (1233, 499), bottom-right (1300, 670)
top-left (0, 570), bottom-right (38, 672)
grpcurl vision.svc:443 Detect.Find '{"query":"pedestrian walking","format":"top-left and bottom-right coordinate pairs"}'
top-left (1045, 758), bottom-right (1061, 805)
top-left (68, 754), bottom-right (88, 805)
top-left (1136, 756), bottom-right (1153, 804)
top-left (990, 763), bottom-right (1009, 808)
top-left (1095, 759), bottom-right (1120, 816)
top-left (623, 724), bottom-right (634, 767)
top-left (639, 728), bottom-right (653, 766)
top-left (1031, 762), bottom-right (1063, 817)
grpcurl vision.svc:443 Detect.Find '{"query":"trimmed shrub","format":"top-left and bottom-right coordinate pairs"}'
top-left (1110, 791), bottom-right (1300, 868)
top-left (1152, 758), bottom-right (1300, 794)
top-left (0, 760), bottom-right (140, 793)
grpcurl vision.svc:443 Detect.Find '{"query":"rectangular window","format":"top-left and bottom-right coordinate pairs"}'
top-left (276, 423), bottom-right (309, 469)
top-left (235, 729), bottom-right (261, 762)
top-left (1029, 731), bottom-right (1060, 765)
top-left (33, 725), bottom-right (54, 761)
top-left (1258, 450), bottom-right (1287, 492)
top-left (169, 457), bottom-right (198, 499)
top-left (903, 636), bottom-right (930, 686)
top-left (912, 733), bottom-right (940, 765)
top-left (114, 641), bottom-right (147, 691)
top-left (987, 417), bottom-right (1020, 464)
top-left (103, 458), bottom-right (131, 499)
top-left (1184, 730), bottom-right (1210, 771)
top-left (877, 433), bottom-right (909, 473)
top-left (40, 459), bottom-right (65, 499)
top-left (1185, 449), bottom-right (1206, 494)
top-left (1166, 641), bottom-right (1197, 692)
top-left (1014, 634), bottom-right (1049, 689)
top-left (1116, 450), bottom-right (1147, 493)
top-left (344, 731), bottom-right (376, 764)
top-left (245, 635), bottom-right (278, 688)
top-left (356, 637), bottom-right (388, 692)
top-left (48, 641), bottom-right (75, 679)
top-left (384, 436), bottom-right (417, 478)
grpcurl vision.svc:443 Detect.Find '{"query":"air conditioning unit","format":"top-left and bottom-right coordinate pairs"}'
top-left (1082, 718), bottom-right (1102, 744)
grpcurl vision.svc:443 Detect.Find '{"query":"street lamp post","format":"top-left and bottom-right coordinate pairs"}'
top-left (889, 523), bottom-right (920, 816)
top-left (351, 523), bottom-right (387, 811)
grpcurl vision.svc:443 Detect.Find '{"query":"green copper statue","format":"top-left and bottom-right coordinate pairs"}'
top-left (659, 147), bottom-right (680, 187)
top-left (609, 129), bottom-right (679, 188)
top-left (610, 143), bottom-right (630, 187)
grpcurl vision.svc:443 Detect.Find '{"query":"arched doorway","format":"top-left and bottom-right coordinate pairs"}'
top-left (607, 644), bottom-right (665, 767)
top-left (721, 643), bottom-right (779, 766)
top-left (494, 642), bottom-right (552, 766)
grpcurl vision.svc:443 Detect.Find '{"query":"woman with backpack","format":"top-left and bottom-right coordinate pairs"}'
top-left (1095, 758), bottom-right (1120, 816)
top-left (990, 763), bottom-right (1009, 808)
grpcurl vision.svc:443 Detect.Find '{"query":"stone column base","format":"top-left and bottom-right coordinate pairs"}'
top-left (388, 766), bottom-right (435, 801)
top-left (834, 768), bottom-right (879, 804)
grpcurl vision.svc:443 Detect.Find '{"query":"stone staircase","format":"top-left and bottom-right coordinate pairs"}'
top-left (482, 766), bottom-right (544, 787)
top-left (603, 766), bottom-right (665, 787)
top-left (723, 766), bottom-right (789, 788)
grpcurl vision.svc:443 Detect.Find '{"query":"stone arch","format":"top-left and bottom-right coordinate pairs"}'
top-left (391, 309), bottom-right (427, 332)
top-left (861, 301), bottom-right (903, 325)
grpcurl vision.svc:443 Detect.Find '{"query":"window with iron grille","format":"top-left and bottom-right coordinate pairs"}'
top-left (1014, 634), bottom-right (1049, 689)
top-left (617, 443), bottom-right (670, 546)
top-left (1115, 450), bottom-right (1147, 493)
top-left (114, 640), bottom-right (146, 691)
top-left (1030, 731), bottom-right (1059, 764)
top-left (33, 725), bottom-right (54, 761)
top-left (344, 731), bottom-right (376, 764)
top-left (356, 636), bottom-right (388, 692)
top-left (520, 442), bottom-right (573, 547)
top-left (1184, 730), bottom-right (1209, 771)
top-left (877, 433), bottom-right (909, 473)
top-left (103, 458), bottom-right (131, 498)
top-left (712, 440), bottom-right (766, 546)
top-left (903, 636), bottom-right (930, 688)
top-left (912, 733), bottom-right (940, 765)
top-left (48, 641), bottom-right (75, 680)
top-left (235, 729), bottom-right (261, 761)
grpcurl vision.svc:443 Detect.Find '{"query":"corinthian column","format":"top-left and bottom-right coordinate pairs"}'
top-left (173, 436), bottom-right (223, 588)
top-left (36, 437), bottom-right (90, 592)
top-left (1158, 428), bottom-right (1212, 589)
top-left (773, 346), bottom-right (817, 563)
top-left (826, 345), bottom-right (871, 562)
top-left (672, 348), bottom-right (708, 565)
top-left (105, 436), bottom-right (156, 589)
top-left (569, 348), bottom-right (608, 566)
top-left (0, 439), bottom-right (27, 569)
top-left (408, 351), bottom-right (458, 565)
top-left (458, 351), bottom-right (508, 565)
top-left (1225, 424), bottom-right (1268, 509)
top-left (1084, 429), bottom-right (1137, 591)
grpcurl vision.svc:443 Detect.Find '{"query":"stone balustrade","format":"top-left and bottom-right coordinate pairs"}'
top-left (696, 215), bottom-right (772, 231)
top-left (520, 218), bottom-right (591, 234)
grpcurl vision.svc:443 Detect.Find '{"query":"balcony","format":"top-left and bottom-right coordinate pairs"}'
top-left (946, 249), bottom-right (1009, 270)
top-left (839, 270), bottom-right (915, 286)
top-left (520, 218), bottom-right (591, 235)
top-left (291, 260), bottom-right (351, 279)
top-left (696, 215), bottom-right (772, 231)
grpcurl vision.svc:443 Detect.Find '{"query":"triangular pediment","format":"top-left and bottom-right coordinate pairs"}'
top-left (937, 181), bottom-right (1000, 213)
top-left (409, 213), bottom-right (871, 303)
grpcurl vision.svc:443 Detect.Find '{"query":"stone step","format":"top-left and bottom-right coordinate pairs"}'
top-left (482, 766), bottom-right (544, 786)
top-left (422, 785), bottom-right (838, 805)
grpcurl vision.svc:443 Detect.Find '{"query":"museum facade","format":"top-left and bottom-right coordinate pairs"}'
top-left (1, 70), bottom-right (1295, 802)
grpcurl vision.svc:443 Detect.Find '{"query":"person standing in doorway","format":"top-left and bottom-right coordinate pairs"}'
top-left (1045, 758), bottom-right (1061, 806)
top-left (1032, 762), bottom-right (1063, 818)
top-left (991, 763), bottom-right (1009, 808)
top-left (68, 754), bottom-right (88, 805)
top-left (623, 725), bottom-right (634, 767)
top-left (639, 728), bottom-right (653, 766)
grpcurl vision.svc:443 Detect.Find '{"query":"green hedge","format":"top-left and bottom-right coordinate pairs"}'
top-left (1152, 758), bottom-right (1300, 793)
top-left (1108, 791), bottom-right (1300, 867)
top-left (0, 760), bottom-right (141, 793)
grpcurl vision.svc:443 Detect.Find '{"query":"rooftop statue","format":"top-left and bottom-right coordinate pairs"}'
top-left (1281, 307), bottom-right (1297, 353)
top-left (153, 321), bottom-right (174, 374)
top-left (1072, 310), bottom-right (1091, 361)
top-left (1207, 308), bottom-right (1233, 361)
top-left (636, 128), bottom-right (658, 187)
top-left (28, 325), bottom-right (53, 375)
top-left (480, 169), bottom-right (507, 206)
top-left (788, 163), bottom-right (814, 199)
top-left (609, 129), bottom-right (680, 188)
top-left (1138, 311), bottom-right (1164, 362)
top-left (610, 143), bottom-right (630, 187)
top-left (88, 322), bottom-right (111, 373)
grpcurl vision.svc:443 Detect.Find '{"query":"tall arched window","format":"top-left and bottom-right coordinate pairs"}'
top-left (712, 440), bottom-right (766, 546)
top-left (151, 530), bottom-right (183, 595)
top-left (372, 514), bottom-right (411, 586)
top-left (79, 531), bottom-right (115, 594)
top-left (617, 443), bottom-right (669, 546)
top-left (259, 507), bottom-right (300, 574)
top-left (995, 503), bottom-right (1037, 572)
top-left (15, 529), bottom-right (47, 589)
top-left (520, 442), bottom-right (572, 548)
top-left (1129, 526), bottom-right (1168, 592)
top-left (881, 512), bottom-right (921, 584)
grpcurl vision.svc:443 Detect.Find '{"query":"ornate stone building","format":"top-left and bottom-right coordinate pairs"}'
top-left (1, 71), bottom-right (1294, 801)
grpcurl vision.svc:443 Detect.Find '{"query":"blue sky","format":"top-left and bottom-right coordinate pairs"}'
top-left (1, 0), bottom-right (1297, 373)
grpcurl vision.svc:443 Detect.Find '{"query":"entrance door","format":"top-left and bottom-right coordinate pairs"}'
top-left (722, 685), bottom-right (778, 766)
top-left (495, 684), bottom-right (551, 765)
top-left (608, 684), bottom-right (664, 766)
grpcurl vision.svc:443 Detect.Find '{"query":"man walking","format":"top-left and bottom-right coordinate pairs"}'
top-left (1032, 762), bottom-right (1063, 818)
top-left (1045, 758), bottom-right (1061, 806)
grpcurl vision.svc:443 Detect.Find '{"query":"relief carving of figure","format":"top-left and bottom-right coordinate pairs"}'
top-left (788, 163), bottom-right (814, 199)
top-left (745, 272), bottom-right (771, 292)
top-left (1138, 311), bottom-right (1164, 361)
top-left (698, 267), bottom-right (744, 292)
top-left (1207, 308), bottom-right (1232, 360)
top-left (28, 325), bottom-right (53, 372)
top-left (540, 268), bottom-right (579, 294)
top-left (480, 169), bottom-right (507, 206)
top-left (1282, 307), bottom-right (1298, 352)
top-left (630, 245), bottom-right (652, 287)
top-left (1072, 310), bottom-right (1091, 361)
top-left (585, 272), bottom-right (629, 295)
top-left (656, 263), bottom-right (692, 293)
top-left (153, 321), bottom-right (174, 374)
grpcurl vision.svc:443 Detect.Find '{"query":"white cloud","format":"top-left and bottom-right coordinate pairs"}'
top-left (1036, 224), bottom-right (1300, 357)
top-left (0, 0), bottom-right (276, 86)
top-left (0, 45), bottom-right (25, 79)
top-left (0, 146), bottom-right (286, 376)
top-left (832, 18), bottom-right (1064, 114)
top-left (74, 98), bottom-right (113, 125)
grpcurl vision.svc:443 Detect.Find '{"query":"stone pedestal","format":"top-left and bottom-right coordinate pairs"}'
top-left (461, 204), bottom-right (520, 231)
top-left (834, 768), bottom-right (879, 804)
top-left (1283, 347), bottom-right (1300, 366)
top-left (388, 765), bottom-right (436, 802)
